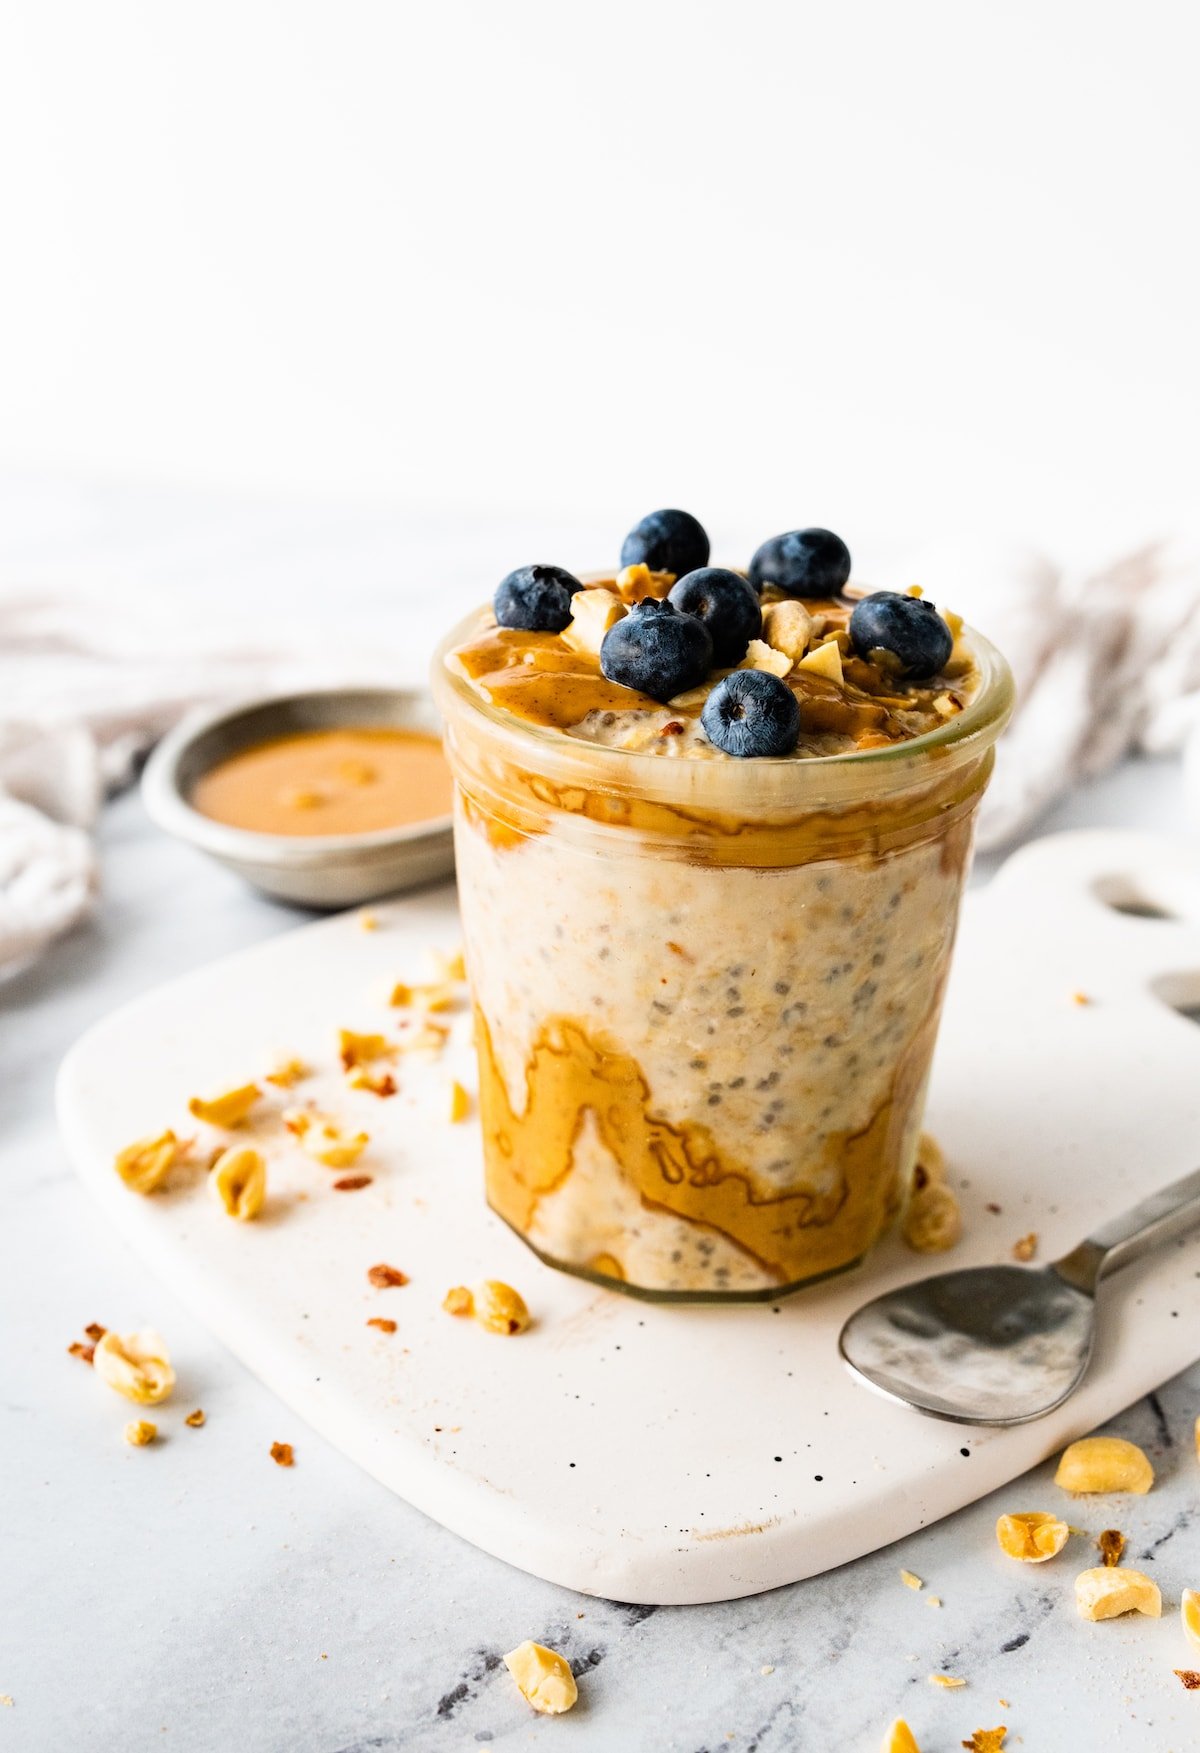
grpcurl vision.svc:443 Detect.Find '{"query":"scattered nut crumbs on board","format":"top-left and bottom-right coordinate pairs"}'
top-left (332, 1174), bottom-right (373, 1191)
top-left (367, 1263), bottom-right (409, 1288)
top-left (270, 1442), bottom-right (295, 1467)
top-left (1012, 1232), bottom-right (1037, 1262)
top-left (124, 1420), bottom-right (156, 1446)
top-left (1097, 1528), bottom-right (1126, 1567)
top-left (185, 1409), bottom-right (206, 1428)
top-left (366, 1318), bottom-right (397, 1334)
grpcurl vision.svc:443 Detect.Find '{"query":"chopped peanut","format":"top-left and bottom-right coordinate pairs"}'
top-left (962, 1733), bottom-right (1006, 1753)
top-left (188, 1083), bottom-right (261, 1129)
top-left (210, 1146), bottom-right (267, 1220)
top-left (287, 1111), bottom-right (369, 1169)
top-left (503, 1641), bottom-right (578, 1715)
top-left (561, 587), bottom-right (626, 657)
top-left (1012, 1232), bottom-right (1038, 1262)
top-left (332, 1174), bottom-right (373, 1191)
top-left (338, 1030), bottom-right (393, 1071)
top-left (903, 1182), bottom-right (962, 1253)
top-left (366, 1317), bottom-right (397, 1334)
top-left (395, 1021), bottom-right (451, 1055)
top-left (67, 1341), bottom-right (95, 1365)
top-left (390, 980), bottom-right (456, 1014)
top-left (443, 1285), bottom-right (474, 1317)
top-left (740, 639), bottom-right (792, 678)
top-left (270, 1442), bottom-right (294, 1467)
top-left (929, 1673), bottom-right (966, 1689)
top-left (1181, 1588), bottom-right (1200, 1650)
top-left (265, 1057), bottom-right (310, 1089)
top-left (185, 1409), bottom-right (206, 1428)
top-left (1055, 1436), bottom-right (1154, 1495)
top-left (449, 1081), bottom-right (472, 1123)
top-left (1074, 1566), bottom-right (1161, 1620)
top-left (114, 1129), bottom-right (184, 1195)
top-left (995, 1512), bottom-right (1070, 1563)
top-left (431, 947), bottom-right (466, 983)
top-left (796, 640), bottom-right (844, 685)
top-left (880, 1722), bottom-right (921, 1753)
top-left (93, 1330), bottom-right (175, 1405)
top-left (367, 1263), bottom-right (409, 1289)
top-left (761, 599), bottom-right (815, 662)
top-left (899, 1570), bottom-right (923, 1590)
top-left (1097, 1528), bottom-right (1125, 1568)
top-left (1176, 1670), bottom-right (1200, 1690)
top-left (123, 1420), bottom-right (157, 1446)
top-left (347, 1067), bottom-right (397, 1097)
top-left (473, 1280), bottom-right (531, 1335)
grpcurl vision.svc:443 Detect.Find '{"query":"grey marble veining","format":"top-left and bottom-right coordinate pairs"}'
top-left (3, 479), bottom-right (1200, 1752)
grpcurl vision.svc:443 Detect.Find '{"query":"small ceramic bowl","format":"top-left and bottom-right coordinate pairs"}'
top-left (142, 687), bottom-right (456, 908)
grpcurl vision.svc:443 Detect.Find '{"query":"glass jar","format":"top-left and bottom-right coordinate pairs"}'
top-left (432, 616), bottom-right (1013, 1302)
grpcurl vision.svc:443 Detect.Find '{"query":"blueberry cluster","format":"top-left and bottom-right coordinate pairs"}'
top-left (490, 509), bottom-right (956, 757)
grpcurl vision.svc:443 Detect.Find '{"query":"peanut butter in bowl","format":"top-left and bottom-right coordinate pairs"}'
top-left (432, 509), bottom-right (1014, 1303)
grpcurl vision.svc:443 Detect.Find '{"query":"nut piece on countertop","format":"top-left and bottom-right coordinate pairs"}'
top-left (995, 1512), bottom-right (1070, 1563)
top-left (1182, 1588), bottom-right (1200, 1650)
top-left (210, 1146), bottom-right (267, 1220)
top-left (123, 1420), bottom-right (157, 1446)
top-left (270, 1442), bottom-right (295, 1467)
top-left (1097, 1528), bottom-right (1126, 1568)
top-left (187, 1083), bottom-right (261, 1128)
top-left (962, 1732), bottom-right (1007, 1752)
top-left (473, 1280), bottom-right (531, 1335)
top-left (503, 1641), bottom-right (578, 1715)
top-left (1054, 1436), bottom-right (1154, 1495)
top-left (903, 1182), bottom-right (962, 1253)
top-left (114, 1129), bottom-right (185, 1195)
top-left (880, 1717), bottom-right (921, 1752)
top-left (443, 1285), bottom-right (474, 1317)
top-left (1074, 1566), bottom-right (1161, 1620)
top-left (93, 1330), bottom-right (175, 1405)
top-left (285, 1110), bottom-right (369, 1168)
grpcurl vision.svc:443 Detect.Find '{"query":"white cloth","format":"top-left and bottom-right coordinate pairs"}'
top-left (3, 545), bottom-right (1200, 975)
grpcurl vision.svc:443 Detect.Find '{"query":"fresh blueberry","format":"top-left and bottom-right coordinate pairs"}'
top-left (701, 669), bottom-right (800, 758)
top-left (748, 528), bottom-right (851, 597)
top-left (848, 591), bottom-right (953, 679)
top-left (668, 567), bottom-right (762, 666)
top-left (493, 564), bottom-right (583, 633)
top-left (620, 509), bottom-right (710, 579)
top-left (600, 598), bottom-right (712, 702)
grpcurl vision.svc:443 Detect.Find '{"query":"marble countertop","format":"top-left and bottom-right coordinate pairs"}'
top-left (4, 481), bottom-right (1200, 1752)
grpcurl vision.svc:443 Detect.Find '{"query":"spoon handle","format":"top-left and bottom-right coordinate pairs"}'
top-left (1053, 1165), bottom-right (1200, 1294)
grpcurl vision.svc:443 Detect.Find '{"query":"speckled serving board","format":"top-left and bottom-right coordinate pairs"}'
top-left (57, 829), bottom-right (1200, 1605)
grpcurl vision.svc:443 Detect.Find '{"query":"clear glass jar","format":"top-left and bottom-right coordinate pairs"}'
top-left (432, 616), bottom-right (1014, 1303)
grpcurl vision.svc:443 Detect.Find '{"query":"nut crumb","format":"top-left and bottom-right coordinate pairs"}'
top-left (187, 1083), bottom-right (261, 1129)
top-left (359, 911), bottom-right (378, 931)
top-left (287, 1110), bottom-right (369, 1168)
top-left (926, 1595), bottom-right (942, 1608)
top-left (1097, 1528), bottom-right (1126, 1567)
top-left (760, 1664), bottom-right (774, 1676)
top-left (904, 1182), bottom-right (962, 1253)
top-left (443, 1285), bottom-right (474, 1317)
top-left (1012, 1232), bottom-right (1038, 1262)
top-left (332, 1174), bottom-right (373, 1191)
top-left (114, 1129), bottom-right (184, 1194)
top-left (211, 1145), bottom-right (267, 1220)
top-left (84, 1322), bottom-right (107, 1342)
top-left (985, 1201), bottom-right (1002, 1214)
top-left (1175, 1670), bottom-right (1200, 1691)
top-left (1072, 991), bottom-right (1093, 1006)
top-left (338, 1030), bottom-right (394, 1071)
top-left (185, 1409), bottom-right (206, 1428)
top-left (929, 1672), bottom-right (966, 1688)
top-left (995, 1511), bottom-right (1069, 1562)
top-left (962, 1732), bottom-right (1006, 1752)
top-left (366, 1317), bottom-right (397, 1334)
top-left (881, 1723), bottom-right (920, 1753)
top-left (93, 1330), bottom-right (175, 1405)
top-left (124, 1420), bottom-right (157, 1446)
top-left (659, 720), bottom-right (686, 736)
top-left (900, 1570), bottom-right (923, 1590)
top-left (367, 1263), bottom-right (409, 1289)
top-left (347, 1068), bottom-right (397, 1097)
top-left (449, 1080), bottom-right (472, 1123)
top-left (67, 1341), bottom-right (96, 1365)
top-left (503, 1640), bottom-right (577, 1715)
top-left (270, 1442), bottom-right (295, 1468)
top-left (265, 1057), bottom-right (310, 1089)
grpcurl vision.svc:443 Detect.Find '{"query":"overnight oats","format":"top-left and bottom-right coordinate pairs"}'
top-left (432, 510), bottom-right (1013, 1302)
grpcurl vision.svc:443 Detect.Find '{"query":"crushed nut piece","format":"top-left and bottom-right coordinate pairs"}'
top-left (1012, 1232), bottom-right (1038, 1262)
top-left (473, 1279), bottom-right (531, 1335)
top-left (84, 1322), bottom-right (107, 1342)
top-left (188, 1083), bottom-right (261, 1129)
top-left (904, 1182), bottom-right (962, 1253)
top-left (740, 638), bottom-right (793, 678)
top-left (1097, 1528), bottom-right (1126, 1568)
top-left (395, 1020), bottom-right (451, 1054)
top-left (561, 586), bottom-right (626, 657)
top-left (185, 1409), bottom-right (205, 1428)
top-left (1055, 1436), bottom-right (1154, 1495)
top-left (390, 980), bottom-right (457, 1014)
top-left (265, 1057), bottom-right (310, 1089)
top-left (432, 947), bottom-right (467, 983)
top-left (760, 599), bottom-right (815, 662)
top-left (359, 911), bottom-right (378, 931)
top-left (366, 1317), bottom-right (397, 1334)
top-left (270, 1442), bottom-right (294, 1467)
top-left (995, 1512), bottom-right (1070, 1562)
top-left (367, 1263), bottom-right (409, 1289)
top-left (659, 719), bottom-right (685, 736)
top-left (1176, 1670), bottom-right (1200, 1691)
top-left (443, 1285), bottom-right (474, 1317)
top-left (338, 1029), bottom-right (394, 1071)
top-left (503, 1641), bottom-right (578, 1715)
top-left (124, 1420), bottom-right (157, 1446)
top-left (796, 639), bottom-right (844, 685)
top-left (926, 1596), bottom-right (942, 1608)
top-left (67, 1341), bottom-right (95, 1365)
top-left (881, 1723), bottom-right (921, 1753)
top-left (1071, 991), bottom-right (1092, 1006)
top-left (962, 1732), bottom-right (1006, 1752)
top-left (615, 562), bottom-right (657, 601)
top-left (332, 1174), bottom-right (373, 1191)
top-left (1181, 1588), bottom-right (1200, 1649)
top-left (900, 1570), bottom-right (923, 1590)
top-left (347, 1067), bottom-right (397, 1097)
top-left (93, 1330), bottom-right (175, 1405)
top-left (211, 1145), bottom-right (267, 1220)
top-left (929, 1673), bottom-right (966, 1688)
top-left (449, 1080), bottom-right (471, 1122)
top-left (1074, 1566), bottom-right (1161, 1620)
top-left (288, 1111), bottom-right (369, 1168)
top-left (114, 1129), bottom-right (184, 1194)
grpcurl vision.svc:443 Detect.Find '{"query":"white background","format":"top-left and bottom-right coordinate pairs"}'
top-left (2, 0), bottom-right (1198, 564)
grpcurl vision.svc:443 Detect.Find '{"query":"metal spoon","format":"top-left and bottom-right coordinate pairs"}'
top-left (838, 1166), bottom-right (1200, 1426)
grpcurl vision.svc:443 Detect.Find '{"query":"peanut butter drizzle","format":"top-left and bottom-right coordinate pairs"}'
top-left (450, 626), bottom-right (667, 729)
top-left (474, 1006), bottom-right (938, 1285)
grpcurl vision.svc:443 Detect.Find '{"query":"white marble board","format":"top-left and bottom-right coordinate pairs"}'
top-left (56, 829), bottom-right (1200, 1606)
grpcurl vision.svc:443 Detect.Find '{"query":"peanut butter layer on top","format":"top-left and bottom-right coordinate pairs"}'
top-left (447, 570), bottom-right (977, 760)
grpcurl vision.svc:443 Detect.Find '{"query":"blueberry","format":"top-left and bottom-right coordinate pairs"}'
top-left (701, 670), bottom-right (800, 758)
top-left (748, 528), bottom-right (851, 597)
top-left (620, 509), bottom-right (710, 579)
top-left (668, 568), bottom-right (762, 666)
top-left (848, 591), bottom-right (953, 679)
top-left (494, 564), bottom-right (583, 633)
top-left (600, 598), bottom-right (712, 702)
